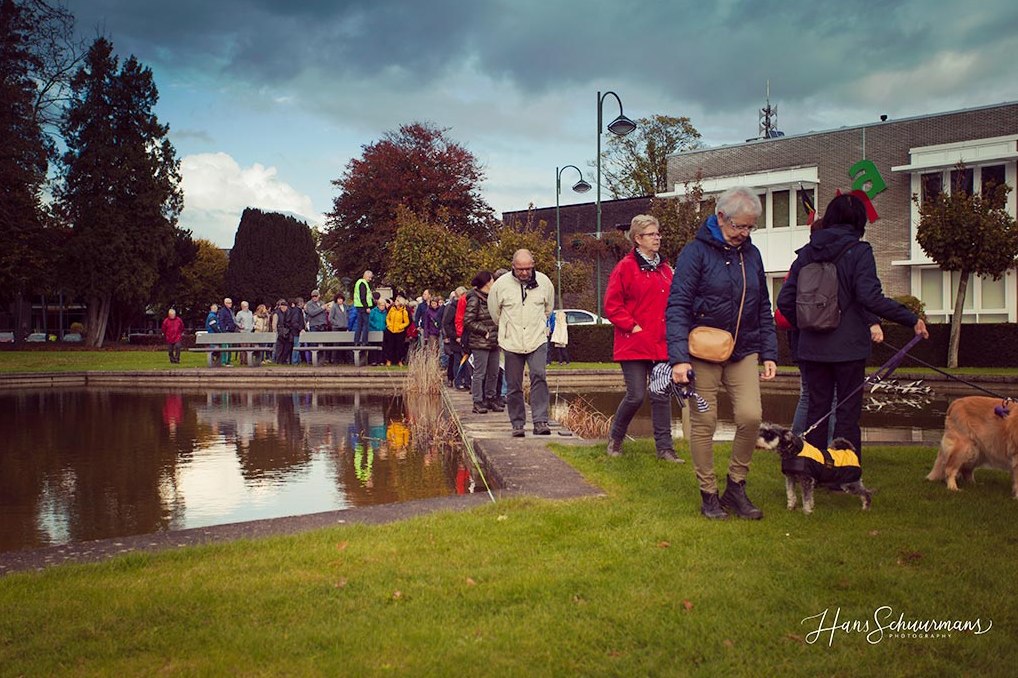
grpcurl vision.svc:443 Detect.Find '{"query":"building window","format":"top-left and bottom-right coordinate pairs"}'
top-left (796, 187), bottom-right (816, 226)
top-left (772, 190), bottom-right (790, 228)
top-left (921, 172), bottom-right (943, 203)
top-left (950, 167), bottom-right (974, 195)
top-left (981, 164), bottom-right (1006, 208)
top-left (916, 267), bottom-right (1013, 323)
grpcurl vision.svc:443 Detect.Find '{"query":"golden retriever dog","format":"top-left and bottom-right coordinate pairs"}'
top-left (927, 396), bottom-right (1018, 498)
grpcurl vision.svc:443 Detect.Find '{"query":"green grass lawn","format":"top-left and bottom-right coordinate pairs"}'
top-left (0, 351), bottom-right (412, 373)
top-left (1, 441), bottom-right (1014, 676)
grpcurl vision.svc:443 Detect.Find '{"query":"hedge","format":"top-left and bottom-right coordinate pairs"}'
top-left (568, 323), bottom-right (1018, 368)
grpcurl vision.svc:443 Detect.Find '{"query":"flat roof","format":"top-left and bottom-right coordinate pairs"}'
top-left (669, 99), bottom-right (1018, 159)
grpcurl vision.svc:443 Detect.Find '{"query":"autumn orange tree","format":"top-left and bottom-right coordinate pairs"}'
top-left (322, 122), bottom-right (495, 282)
top-left (915, 167), bottom-right (1018, 367)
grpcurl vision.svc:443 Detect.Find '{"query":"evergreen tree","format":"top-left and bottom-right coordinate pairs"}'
top-left (57, 37), bottom-right (184, 347)
top-left (224, 208), bottom-right (319, 307)
top-left (0, 0), bottom-right (59, 339)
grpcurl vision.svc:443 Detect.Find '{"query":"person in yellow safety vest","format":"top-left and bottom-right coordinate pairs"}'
top-left (352, 270), bottom-right (374, 346)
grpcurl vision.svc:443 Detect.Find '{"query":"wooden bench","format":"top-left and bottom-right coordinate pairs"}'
top-left (298, 330), bottom-right (383, 367)
top-left (190, 332), bottom-right (277, 366)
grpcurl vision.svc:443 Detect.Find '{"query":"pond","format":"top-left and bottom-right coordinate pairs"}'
top-left (0, 389), bottom-right (484, 553)
top-left (550, 385), bottom-right (949, 445)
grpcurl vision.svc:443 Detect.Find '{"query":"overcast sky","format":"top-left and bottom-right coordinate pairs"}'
top-left (68, 0), bottom-right (1018, 246)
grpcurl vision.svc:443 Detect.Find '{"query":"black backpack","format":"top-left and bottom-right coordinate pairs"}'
top-left (795, 244), bottom-right (853, 332)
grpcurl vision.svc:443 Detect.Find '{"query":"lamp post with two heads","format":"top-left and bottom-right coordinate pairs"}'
top-left (555, 165), bottom-right (591, 308)
top-left (595, 90), bottom-right (637, 319)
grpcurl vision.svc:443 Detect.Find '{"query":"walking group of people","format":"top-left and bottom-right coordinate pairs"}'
top-left (604, 187), bottom-right (928, 521)
top-left (160, 187), bottom-right (928, 522)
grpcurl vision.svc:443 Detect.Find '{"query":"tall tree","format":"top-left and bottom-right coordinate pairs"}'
top-left (0, 0), bottom-right (55, 339)
top-left (57, 37), bottom-right (184, 347)
top-left (322, 122), bottom-right (495, 281)
top-left (224, 208), bottom-right (319, 307)
top-left (597, 114), bottom-right (702, 198)
top-left (915, 168), bottom-right (1018, 367)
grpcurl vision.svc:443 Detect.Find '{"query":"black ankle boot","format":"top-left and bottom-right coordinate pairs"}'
top-left (700, 491), bottom-right (728, 520)
top-left (720, 475), bottom-right (763, 520)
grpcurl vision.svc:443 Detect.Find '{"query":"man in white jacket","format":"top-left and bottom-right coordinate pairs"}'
top-left (488, 249), bottom-right (555, 437)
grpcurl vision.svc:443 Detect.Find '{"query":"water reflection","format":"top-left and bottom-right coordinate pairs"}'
top-left (552, 389), bottom-right (950, 445)
top-left (0, 390), bottom-right (480, 553)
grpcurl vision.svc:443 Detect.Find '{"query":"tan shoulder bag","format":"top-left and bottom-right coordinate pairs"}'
top-left (687, 253), bottom-right (746, 363)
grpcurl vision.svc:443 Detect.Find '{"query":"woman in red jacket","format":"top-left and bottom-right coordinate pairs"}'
top-left (603, 214), bottom-right (680, 462)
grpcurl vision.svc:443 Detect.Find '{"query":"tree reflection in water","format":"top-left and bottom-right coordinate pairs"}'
top-left (0, 389), bottom-right (484, 553)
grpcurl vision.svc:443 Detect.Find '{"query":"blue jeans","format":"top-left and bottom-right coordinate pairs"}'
top-left (792, 375), bottom-right (836, 444)
top-left (352, 307), bottom-right (370, 345)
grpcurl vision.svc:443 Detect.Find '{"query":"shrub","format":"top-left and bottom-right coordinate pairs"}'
top-left (893, 294), bottom-right (926, 321)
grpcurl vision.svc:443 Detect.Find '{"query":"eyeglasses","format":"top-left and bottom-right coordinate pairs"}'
top-left (514, 266), bottom-right (534, 272)
top-left (727, 218), bottom-right (757, 233)
top-left (638, 231), bottom-right (662, 238)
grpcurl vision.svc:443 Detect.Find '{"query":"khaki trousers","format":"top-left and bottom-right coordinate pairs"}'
top-left (688, 354), bottom-right (763, 494)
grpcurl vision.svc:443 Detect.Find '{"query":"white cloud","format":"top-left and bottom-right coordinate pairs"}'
top-left (179, 152), bottom-right (320, 246)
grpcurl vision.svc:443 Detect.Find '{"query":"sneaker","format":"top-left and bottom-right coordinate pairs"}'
top-left (511, 427), bottom-right (525, 438)
top-left (533, 421), bottom-right (551, 435)
top-left (656, 448), bottom-right (684, 463)
top-left (472, 402), bottom-right (488, 414)
top-left (606, 438), bottom-right (623, 457)
top-left (719, 475), bottom-right (764, 520)
top-left (700, 491), bottom-right (728, 520)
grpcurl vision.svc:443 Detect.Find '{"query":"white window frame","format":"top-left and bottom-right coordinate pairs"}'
top-left (910, 266), bottom-right (1016, 324)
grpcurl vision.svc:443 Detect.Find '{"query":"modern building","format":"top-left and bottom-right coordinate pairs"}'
top-left (662, 101), bottom-right (1018, 323)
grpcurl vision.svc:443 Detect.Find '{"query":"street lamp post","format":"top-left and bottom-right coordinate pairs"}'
top-left (555, 165), bottom-right (591, 308)
top-left (595, 90), bottom-right (637, 320)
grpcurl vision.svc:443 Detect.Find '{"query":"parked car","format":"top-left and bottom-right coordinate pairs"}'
top-left (25, 332), bottom-right (48, 342)
top-left (61, 333), bottom-right (83, 342)
top-left (561, 309), bottom-right (610, 325)
top-left (0, 332), bottom-right (13, 343)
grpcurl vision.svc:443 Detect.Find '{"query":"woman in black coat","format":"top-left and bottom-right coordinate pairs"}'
top-left (777, 193), bottom-right (928, 457)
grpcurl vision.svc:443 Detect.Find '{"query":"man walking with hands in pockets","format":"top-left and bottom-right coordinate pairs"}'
top-left (488, 249), bottom-right (555, 438)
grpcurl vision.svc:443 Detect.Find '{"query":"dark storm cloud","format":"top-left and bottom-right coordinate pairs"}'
top-left (70, 0), bottom-right (1018, 113)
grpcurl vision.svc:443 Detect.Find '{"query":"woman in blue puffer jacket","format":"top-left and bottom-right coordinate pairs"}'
top-left (666, 186), bottom-right (778, 521)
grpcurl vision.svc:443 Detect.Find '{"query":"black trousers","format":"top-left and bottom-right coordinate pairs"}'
top-left (274, 336), bottom-right (293, 364)
top-left (799, 359), bottom-right (867, 458)
top-left (167, 341), bottom-right (181, 363)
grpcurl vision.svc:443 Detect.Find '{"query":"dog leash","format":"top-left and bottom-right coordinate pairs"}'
top-left (879, 340), bottom-right (1015, 402)
top-left (801, 334), bottom-right (925, 439)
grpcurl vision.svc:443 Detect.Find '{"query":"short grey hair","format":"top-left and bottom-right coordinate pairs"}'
top-left (715, 187), bottom-right (762, 220)
top-left (627, 214), bottom-right (659, 242)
